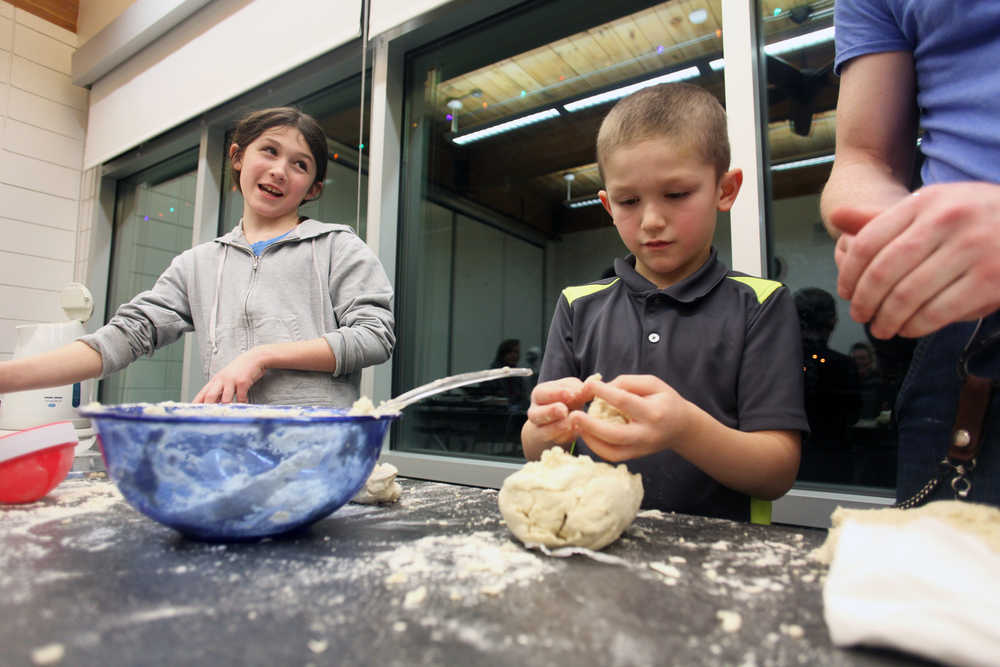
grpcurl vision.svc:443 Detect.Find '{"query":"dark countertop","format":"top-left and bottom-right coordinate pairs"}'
top-left (1, 474), bottom-right (930, 667)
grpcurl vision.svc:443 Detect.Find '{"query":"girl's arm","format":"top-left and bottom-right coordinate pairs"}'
top-left (323, 233), bottom-right (395, 376)
top-left (0, 341), bottom-right (103, 394)
top-left (193, 338), bottom-right (335, 404)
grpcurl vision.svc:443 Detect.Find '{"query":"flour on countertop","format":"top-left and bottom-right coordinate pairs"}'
top-left (0, 480), bottom-right (129, 604)
top-left (716, 610), bottom-right (742, 632)
top-left (30, 643), bottom-right (65, 665)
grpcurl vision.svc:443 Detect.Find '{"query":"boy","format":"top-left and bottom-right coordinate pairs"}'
top-left (521, 84), bottom-right (807, 521)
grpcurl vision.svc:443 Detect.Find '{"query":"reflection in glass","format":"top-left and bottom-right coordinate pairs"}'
top-left (103, 149), bottom-right (199, 403)
top-left (761, 0), bottom-right (907, 490)
top-left (395, 1), bottom-right (729, 460)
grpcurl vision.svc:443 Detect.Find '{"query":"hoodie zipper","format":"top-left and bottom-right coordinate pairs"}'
top-left (225, 235), bottom-right (304, 404)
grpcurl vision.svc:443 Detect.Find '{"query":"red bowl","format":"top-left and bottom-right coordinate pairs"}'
top-left (0, 422), bottom-right (78, 504)
top-left (0, 444), bottom-right (75, 503)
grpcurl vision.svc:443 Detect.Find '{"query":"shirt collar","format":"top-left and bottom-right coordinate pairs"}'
top-left (614, 247), bottom-right (728, 303)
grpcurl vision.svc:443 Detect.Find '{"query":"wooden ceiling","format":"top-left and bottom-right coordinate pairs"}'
top-left (10, 0), bottom-right (78, 33)
top-left (416, 0), bottom-right (837, 235)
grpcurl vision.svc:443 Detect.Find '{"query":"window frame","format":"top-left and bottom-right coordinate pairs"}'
top-left (80, 0), bottom-right (893, 527)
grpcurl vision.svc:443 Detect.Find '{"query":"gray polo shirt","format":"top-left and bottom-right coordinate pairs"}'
top-left (539, 249), bottom-right (808, 521)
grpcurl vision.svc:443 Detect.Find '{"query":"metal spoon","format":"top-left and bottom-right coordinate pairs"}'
top-left (378, 366), bottom-right (533, 412)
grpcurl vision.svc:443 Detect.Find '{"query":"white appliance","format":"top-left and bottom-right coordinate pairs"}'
top-left (0, 283), bottom-right (97, 454)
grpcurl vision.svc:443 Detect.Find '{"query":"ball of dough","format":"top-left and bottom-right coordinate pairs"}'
top-left (352, 463), bottom-right (402, 504)
top-left (498, 447), bottom-right (643, 550)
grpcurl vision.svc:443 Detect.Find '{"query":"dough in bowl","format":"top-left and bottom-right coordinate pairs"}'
top-left (498, 446), bottom-right (643, 550)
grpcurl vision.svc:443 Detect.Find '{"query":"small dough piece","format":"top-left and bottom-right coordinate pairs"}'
top-left (352, 463), bottom-right (402, 504)
top-left (810, 500), bottom-right (1000, 564)
top-left (585, 373), bottom-right (630, 424)
top-left (588, 396), bottom-right (630, 424)
top-left (348, 396), bottom-right (376, 415)
top-left (498, 447), bottom-right (643, 550)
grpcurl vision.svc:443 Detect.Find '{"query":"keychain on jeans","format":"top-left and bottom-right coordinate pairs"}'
top-left (896, 319), bottom-right (998, 509)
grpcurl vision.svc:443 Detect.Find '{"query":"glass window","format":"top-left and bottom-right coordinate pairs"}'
top-left (219, 76), bottom-right (371, 238)
top-left (762, 0), bottom-right (911, 492)
top-left (395, 0), bottom-right (730, 461)
top-left (102, 149), bottom-right (199, 404)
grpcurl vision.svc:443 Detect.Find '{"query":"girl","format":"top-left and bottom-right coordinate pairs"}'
top-left (0, 107), bottom-right (395, 407)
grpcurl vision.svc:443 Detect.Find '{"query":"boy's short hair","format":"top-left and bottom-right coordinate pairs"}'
top-left (596, 83), bottom-right (730, 180)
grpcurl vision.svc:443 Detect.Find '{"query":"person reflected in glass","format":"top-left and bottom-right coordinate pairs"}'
top-left (488, 338), bottom-right (528, 409)
top-left (851, 342), bottom-right (887, 420)
top-left (794, 288), bottom-right (861, 484)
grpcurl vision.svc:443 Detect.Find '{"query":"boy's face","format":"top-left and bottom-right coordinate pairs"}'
top-left (599, 137), bottom-right (741, 289)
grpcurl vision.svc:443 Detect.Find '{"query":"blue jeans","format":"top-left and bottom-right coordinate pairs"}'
top-left (895, 313), bottom-right (1000, 506)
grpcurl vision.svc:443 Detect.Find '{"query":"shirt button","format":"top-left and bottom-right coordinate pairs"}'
top-left (648, 333), bottom-right (660, 343)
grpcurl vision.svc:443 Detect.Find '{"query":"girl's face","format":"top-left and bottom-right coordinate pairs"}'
top-left (230, 125), bottom-right (322, 226)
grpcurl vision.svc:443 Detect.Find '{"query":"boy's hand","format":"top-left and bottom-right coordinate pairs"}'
top-left (525, 377), bottom-right (593, 445)
top-left (193, 350), bottom-right (265, 404)
top-left (571, 375), bottom-right (693, 462)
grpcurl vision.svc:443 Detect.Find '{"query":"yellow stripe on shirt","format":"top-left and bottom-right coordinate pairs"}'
top-left (728, 276), bottom-right (782, 304)
top-left (562, 279), bottom-right (619, 307)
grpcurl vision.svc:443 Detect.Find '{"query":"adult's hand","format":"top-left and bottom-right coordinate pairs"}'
top-left (830, 182), bottom-right (1000, 339)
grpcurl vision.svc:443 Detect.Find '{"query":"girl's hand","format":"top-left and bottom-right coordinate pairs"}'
top-left (193, 350), bottom-right (266, 403)
top-left (571, 375), bottom-right (693, 462)
top-left (525, 377), bottom-right (592, 446)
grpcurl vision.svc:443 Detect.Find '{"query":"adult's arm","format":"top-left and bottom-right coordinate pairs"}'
top-left (822, 53), bottom-right (1000, 338)
top-left (819, 51), bottom-right (918, 231)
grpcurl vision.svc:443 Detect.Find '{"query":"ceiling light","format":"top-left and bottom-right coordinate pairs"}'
top-left (565, 196), bottom-right (602, 209)
top-left (765, 26), bottom-right (834, 56)
top-left (709, 58), bottom-right (724, 71)
top-left (689, 8), bottom-right (708, 24)
top-left (770, 154), bottom-right (834, 171)
top-left (452, 108), bottom-right (560, 145)
top-left (563, 66), bottom-right (701, 112)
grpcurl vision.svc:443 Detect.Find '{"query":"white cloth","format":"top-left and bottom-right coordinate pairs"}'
top-left (823, 517), bottom-right (1000, 666)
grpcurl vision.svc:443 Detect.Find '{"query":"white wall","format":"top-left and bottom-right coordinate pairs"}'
top-left (77, 0), bottom-right (134, 44)
top-left (83, 0), bottom-right (362, 169)
top-left (0, 2), bottom-right (89, 361)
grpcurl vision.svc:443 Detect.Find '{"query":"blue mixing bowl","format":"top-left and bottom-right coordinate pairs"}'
top-left (80, 403), bottom-right (396, 541)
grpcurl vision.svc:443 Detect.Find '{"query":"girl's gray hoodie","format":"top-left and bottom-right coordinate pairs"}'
top-left (79, 219), bottom-right (395, 407)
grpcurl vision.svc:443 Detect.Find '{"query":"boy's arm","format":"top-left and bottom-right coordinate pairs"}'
top-left (193, 338), bottom-right (336, 404)
top-left (572, 376), bottom-right (800, 500)
top-left (0, 341), bottom-right (103, 394)
top-left (521, 296), bottom-right (590, 460)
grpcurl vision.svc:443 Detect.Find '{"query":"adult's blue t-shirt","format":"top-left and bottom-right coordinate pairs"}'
top-left (834, 0), bottom-right (1000, 185)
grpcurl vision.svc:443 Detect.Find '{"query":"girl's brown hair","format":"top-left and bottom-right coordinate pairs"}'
top-left (229, 107), bottom-right (328, 202)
